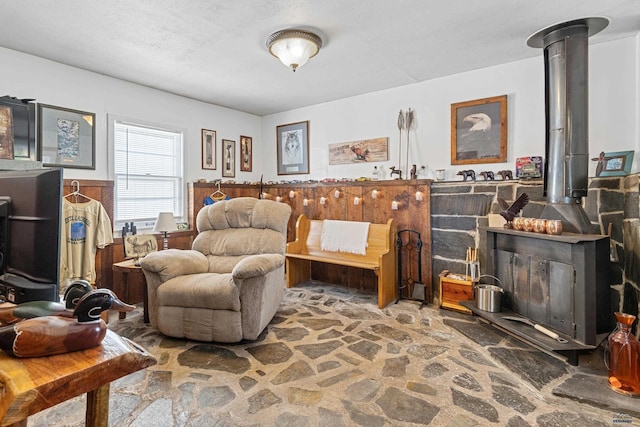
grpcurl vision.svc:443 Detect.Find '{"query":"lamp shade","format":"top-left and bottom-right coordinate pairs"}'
top-left (267, 29), bottom-right (322, 72)
top-left (153, 212), bottom-right (178, 233)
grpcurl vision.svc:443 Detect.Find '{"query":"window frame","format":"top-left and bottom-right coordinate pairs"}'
top-left (108, 114), bottom-right (186, 233)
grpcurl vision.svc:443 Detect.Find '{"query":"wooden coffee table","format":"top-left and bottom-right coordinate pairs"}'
top-left (0, 329), bottom-right (156, 427)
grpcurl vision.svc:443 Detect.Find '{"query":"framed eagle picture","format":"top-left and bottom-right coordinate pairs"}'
top-left (451, 95), bottom-right (507, 165)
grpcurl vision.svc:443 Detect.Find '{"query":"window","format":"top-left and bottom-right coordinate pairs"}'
top-left (113, 120), bottom-right (183, 230)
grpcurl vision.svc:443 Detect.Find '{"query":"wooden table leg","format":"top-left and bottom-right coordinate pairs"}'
top-left (143, 278), bottom-right (149, 323)
top-left (85, 383), bottom-right (110, 427)
top-left (119, 271), bottom-right (129, 320)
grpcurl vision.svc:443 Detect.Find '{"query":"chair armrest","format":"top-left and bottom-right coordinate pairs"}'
top-left (140, 249), bottom-right (209, 283)
top-left (232, 254), bottom-right (285, 280)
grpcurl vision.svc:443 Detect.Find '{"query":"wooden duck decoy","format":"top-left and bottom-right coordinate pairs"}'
top-left (0, 288), bottom-right (134, 358)
top-left (0, 280), bottom-right (93, 326)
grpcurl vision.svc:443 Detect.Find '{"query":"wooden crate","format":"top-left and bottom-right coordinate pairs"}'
top-left (439, 271), bottom-right (473, 314)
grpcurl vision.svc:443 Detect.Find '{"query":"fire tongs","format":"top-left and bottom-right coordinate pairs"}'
top-left (502, 316), bottom-right (568, 343)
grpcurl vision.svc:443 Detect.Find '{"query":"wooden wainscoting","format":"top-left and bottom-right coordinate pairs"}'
top-left (62, 179), bottom-right (194, 294)
top-left (188, 180), bottom-right (433, 302)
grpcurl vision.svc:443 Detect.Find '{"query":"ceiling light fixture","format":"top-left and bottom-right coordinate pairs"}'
top-left (267, 29), bottom-right (322, 72)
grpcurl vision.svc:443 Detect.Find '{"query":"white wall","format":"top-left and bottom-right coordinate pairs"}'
top-left (1, 35), bottom-right (638, 187)
top-left (0, 47), bottom-right (263, 185)
top-left (261, 36), bottom-right (639, 181)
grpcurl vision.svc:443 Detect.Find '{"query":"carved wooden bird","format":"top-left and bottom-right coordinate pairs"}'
top-left (0, 288), bottom-right (134, 357)
top-left (0, 280), bottom-right (93, 326)
top-left (591, 151), bottom-right (613, 177)
top-left (497, 193), bottom-right (529, 227)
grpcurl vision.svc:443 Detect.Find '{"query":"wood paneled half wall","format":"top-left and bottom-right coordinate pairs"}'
top-left (61, 180), bottom-right (193, 294)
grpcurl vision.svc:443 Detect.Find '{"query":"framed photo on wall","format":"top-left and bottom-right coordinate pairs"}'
top-left (593, 150), bottom-right (635, 177)
top-left (451, 95), bottom-right (507, 165)
top-left (240, 135), bottom-right (252, 171)
top-left (0, 96), bottom-right (36, 160)
top-left (39, 104), bottom-right (96, 169)
top-left (222, 139), bottom-right (235, 177)
top-left (276, 120), bottom-right (309, 175)
top-left (201, 129), bottom-right (216, 170)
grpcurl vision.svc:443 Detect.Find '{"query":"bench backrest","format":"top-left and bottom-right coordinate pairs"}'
top-left (288, 215), bottom-right (395, 264)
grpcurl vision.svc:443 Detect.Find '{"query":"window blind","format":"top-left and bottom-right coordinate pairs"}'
top-left (113, 121), bottom-right (183, 228)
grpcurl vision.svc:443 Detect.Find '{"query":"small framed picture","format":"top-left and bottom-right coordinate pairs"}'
top-left (276, 120), bottom-right (310, 175)
top-left (222, 139), bottom-right (235, 178)
top-left (201, 129), bottom-right (216, 170)
top-left (240, 135), bottom-right (252, 172)
top-left (0, 96), bottom-right (36, 160)
top-left (39, 104), bottom-right (96, 169)
top-left (593, 150), bottom-right (635, 177)
top-left (451, 95), bottom-right (507, 165)
top-left (123, 234), bottom-right (158, 259)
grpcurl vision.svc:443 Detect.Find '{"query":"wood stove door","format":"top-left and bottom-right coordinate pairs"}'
top-left (547, 260), bottom-right (574, 336)
top-left (529, 257), bottom-right (550, 324)
top-left (493, 249), bottom-right (574, 336)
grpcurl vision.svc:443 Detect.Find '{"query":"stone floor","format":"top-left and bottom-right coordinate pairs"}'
top-left (29, 281), bottom-right (638, 426)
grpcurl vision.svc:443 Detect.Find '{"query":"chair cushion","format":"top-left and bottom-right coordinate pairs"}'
top-left (196, 197), bottom-right (290, 235)
top-left (157, 273), bottom-right (240, 311)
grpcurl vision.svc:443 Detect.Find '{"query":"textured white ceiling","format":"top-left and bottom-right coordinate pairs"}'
top-left (1, 1), bottom-right (639, 116)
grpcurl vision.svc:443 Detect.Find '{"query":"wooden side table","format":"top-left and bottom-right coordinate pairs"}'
top-left (0, 330), bottom-right (156, 427)
top-left (112, 259), bottom-right (149, 323)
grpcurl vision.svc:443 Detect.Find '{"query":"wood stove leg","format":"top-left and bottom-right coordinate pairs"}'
top-left (561, 350), bottom-right (579, 366)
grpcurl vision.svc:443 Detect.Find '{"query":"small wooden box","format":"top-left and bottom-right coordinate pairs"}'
top-left (439, 271), bottom-right (473, 314)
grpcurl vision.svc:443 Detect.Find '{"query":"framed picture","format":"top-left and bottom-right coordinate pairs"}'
top-left (38, 104), bottom-right (96, 169)
top-left (201, 129), bottom-right (216, 170)
top-left (451, 95), bottom-right (507, 165)
top-left (276, 120), bottom-right (309, 175)
top-left (0, 96), bottom-right (36, 160)
top-left (328, 137), bottom-right (389, 165)
top-left (123, 234), bottom-right (158, 259)
top-left (240, 135), bottom-right (252, 171)
top-left (593, 150), bottom-right (635, 177)
top-left (222, 139), bottom-right (235, 177)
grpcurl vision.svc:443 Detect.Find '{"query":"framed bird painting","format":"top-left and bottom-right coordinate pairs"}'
top-left (451, 95), bottom-right (507, 165)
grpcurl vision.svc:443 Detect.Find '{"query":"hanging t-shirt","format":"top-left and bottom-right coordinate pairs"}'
top-left (204, 194), bottom-right (231, 205)
top-left (60, 198), bottom-right (113, 288)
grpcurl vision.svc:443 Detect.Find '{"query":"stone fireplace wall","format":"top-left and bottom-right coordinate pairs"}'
top-left (430, 173), bottom-right (640, 336)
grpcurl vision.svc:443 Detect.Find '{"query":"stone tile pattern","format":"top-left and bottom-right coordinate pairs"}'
top-left (28, 283), bottom-right (634, 426)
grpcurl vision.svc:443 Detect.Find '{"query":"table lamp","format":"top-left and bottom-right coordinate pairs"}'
top-left (153, 212), bottom-right (178, 250)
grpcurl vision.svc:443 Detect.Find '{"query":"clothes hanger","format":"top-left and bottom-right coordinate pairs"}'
top-left (210, 180), bottom-right (226, 201)
top-left (64, 180), bottom-right (93, 203)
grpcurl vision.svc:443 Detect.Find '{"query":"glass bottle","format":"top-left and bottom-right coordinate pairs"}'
top-left (371, 166), bottom-right (379, 181)
top-left (607, 312), bottom-right (640, 396)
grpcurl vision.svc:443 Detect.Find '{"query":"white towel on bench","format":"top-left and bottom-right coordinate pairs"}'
top-left (321, 220), bottom-right (370, 255)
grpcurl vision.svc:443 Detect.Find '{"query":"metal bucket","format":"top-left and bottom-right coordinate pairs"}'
top-left (475, 284), bottom-right (503, 312)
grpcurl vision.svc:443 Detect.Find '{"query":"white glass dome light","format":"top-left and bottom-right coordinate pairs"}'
top-left (267, 29), bottom-right (322, 72)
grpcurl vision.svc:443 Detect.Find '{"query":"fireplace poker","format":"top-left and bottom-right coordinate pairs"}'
top-left (502, 316), bottom-right (568, 343)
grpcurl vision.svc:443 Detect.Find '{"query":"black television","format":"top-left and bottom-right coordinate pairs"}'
top-left (0, 168), bottom-right (62, 303)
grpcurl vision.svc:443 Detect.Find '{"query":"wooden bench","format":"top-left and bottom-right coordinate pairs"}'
top-left (285, 215), bottom-right (397, 308)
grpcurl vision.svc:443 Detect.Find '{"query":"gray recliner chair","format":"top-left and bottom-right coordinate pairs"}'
top-left (140, 197), bottom-right (291, 342)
